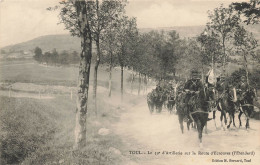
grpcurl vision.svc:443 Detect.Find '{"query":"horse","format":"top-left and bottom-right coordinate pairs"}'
top-left (205, 85), bottom-right (223, 129)
top-left (166, 90), bottom-right (175, 114)
top-left (214, 86), bottom-right (238, 130)
top-left (238, 87), bottom-right (257, 129)
top-left (187, 87), bottom-right (210, 147)
top-left (154, 91), bottom-right (164, 113)
top-left (176, 91), bottom-right (193, 133)
top-left (147, 89), bottom-right (164, 114)
top-left (147, 91), bottom-right (155, 114)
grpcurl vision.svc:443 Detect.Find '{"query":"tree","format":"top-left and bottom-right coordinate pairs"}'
top-left (54, 0), bottom-right (126, 115)
top-left (58, 0), bottom-right (93, 149)
top-left (58, 51), bottom-right (70, 65)
top-left (71, 51), bottom-right (80, 64)
top-left (197, 30), bottom-right (222, 82)
top-left (34, 47), bottom-right (43, 62)
top-left (43, 52), bottom-right (52, 64)
top-left (232, 0), bottom-right (260, 25)
top-left (52, 48), bottom-right (59, 65)
top-left (91, 0), bottom-right (126, 113)
top-left (160, 30), bottom-right (181, 79)
top-left (175, 39), bottom-right (203, 80)
top-left (207, 4), bottom-right (241, 75)
top-left (115, 16), bottom-right (138, 100)
top-left (100, 21), bottom-right (118, 97)
top-left (234, 25), bottom-right (258, 84)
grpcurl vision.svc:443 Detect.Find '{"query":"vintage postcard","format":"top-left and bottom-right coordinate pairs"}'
top-left (0, 0), bottom-right (259, 164)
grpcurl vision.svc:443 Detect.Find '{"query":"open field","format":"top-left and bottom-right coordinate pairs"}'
top-left (0, 59), bottom-right (137, 90)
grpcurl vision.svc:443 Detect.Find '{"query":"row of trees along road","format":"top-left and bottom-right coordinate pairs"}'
top-left (48, 0), bottom-right (259, 149)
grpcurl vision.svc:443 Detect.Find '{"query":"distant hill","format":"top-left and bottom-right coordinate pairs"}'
top-left (1, 24), bottom-right (259, 54)
top-left (1, 34), bottom-right (81, 53)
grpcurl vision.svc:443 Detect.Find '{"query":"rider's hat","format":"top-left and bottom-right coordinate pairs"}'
top-left (241, 75), bottom-right (246, 80)
top-left (191, 69), bottom-right (201, 79)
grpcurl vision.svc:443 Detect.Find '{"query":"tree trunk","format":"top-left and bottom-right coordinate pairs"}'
top-left (93, 38), bottom-right (100, 116)
top-left (73, 0), bottom-right (92, 150)
top-left (222, 38), bottom-right (226, 76)
top-left (121, 65), bottom-right (124, 101)
top-left (243, 51), bottom-right (249, 85)
top-left (130, 70), bottom-right (134, 94)
top-left (108, 50), bottom-right (113, 97)
top-left (144, 74), bottom-right (147, 94)
top-left (202, 64), bottom-right (205, 83)
top-left (138, 72), bottom-right (141, 95)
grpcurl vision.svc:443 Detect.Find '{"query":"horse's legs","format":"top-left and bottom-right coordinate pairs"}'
top-left (156, 105), bottom-right (159, 113)
top-left (227, 113), bottom-right (233, 129)
top-left (178, 114), bottom-right (184, 134)
top-left (170, 104), bottom-right (174, 114)
top-left (151, 104), bottom-right (154, 114)
top-left (223, 110), bottom-right (227, 125)
top-left (238, 110), bottom-right (243, 128)
top-left (244, 110), bottom-right (250, 129)
top-left (187, 118), bottom-right (192, 131)
top-left (204, 122), bottom-right (208, 134)
top-left (187, 121), bottom-right (190, 131)
top-left (196, 120), bottom-right (203, 147)
top-left (159, 103), bottom-right (163, 113)
top-left (220, 111), bottom-right (226, 131)
top-left (213, 111), bottom-right (217, 129)
top-left (193, 122), bottom-right (197, 129)
top-left (232, 111), bottom-right (236, 127)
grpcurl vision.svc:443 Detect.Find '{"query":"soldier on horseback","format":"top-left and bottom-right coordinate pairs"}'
top-left (176, 69), bottom-right (210, 146)
top-left (184, 70), bottom-right (204, 107)
top-left (182, 70), bottom-right (204, 124)
top-left (216, 76), bottom-right (228, 99)
top-left (236, 75), bottom-right (257, 128)
top-left (237, 76), bottom-right (250, 98)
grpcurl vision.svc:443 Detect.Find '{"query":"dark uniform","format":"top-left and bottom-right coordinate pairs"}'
top-left (183, 70), bottom-right (204, 116)
top-left (216, 76), bottom-right (228, 99)
top-left (237, 76), bottom-right (250, 102)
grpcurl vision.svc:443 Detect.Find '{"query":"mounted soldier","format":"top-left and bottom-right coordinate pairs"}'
top-left (166, 83), bottom-right (176, 113)
top-left (176, 69), bottom-right (210, 146)
top-left (237, 76), bottom-right (250, 98)
top-left (216, 75), bottom-right (228, 99)
top-left (214, 75), bottom-right (238, 129)
top-left (182, 70), bottom-right (204, 125)
top-left (184, 70), bottom-right (204, 92)
top-left (184, 70), bottom-right (204, 111)
top-left (236, 75), bottom-right (258, 129)
top-left (155, 83), bottom-right (163, 93)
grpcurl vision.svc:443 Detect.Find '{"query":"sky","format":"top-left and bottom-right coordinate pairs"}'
top-left (0, 0), bottom-right (247, 48)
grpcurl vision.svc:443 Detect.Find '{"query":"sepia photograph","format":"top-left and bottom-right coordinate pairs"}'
top-left (0, 0), bottom-right (259, 164)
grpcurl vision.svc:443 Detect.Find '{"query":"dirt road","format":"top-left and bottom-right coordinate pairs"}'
top-left (114, 97), bottom-right (260, 165)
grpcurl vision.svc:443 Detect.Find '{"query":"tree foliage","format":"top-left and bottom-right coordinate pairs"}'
top-left (232, 0), bottom-right (260, 24)
top-left (206, 4), bottom-right (241, 74)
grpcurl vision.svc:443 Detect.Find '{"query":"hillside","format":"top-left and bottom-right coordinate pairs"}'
top-left (0, 26), bottom-right (208, 53)
top-left (1, 24), bottom-right (259, 54)
top-left (1, 34), bottom-right (81, 53)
